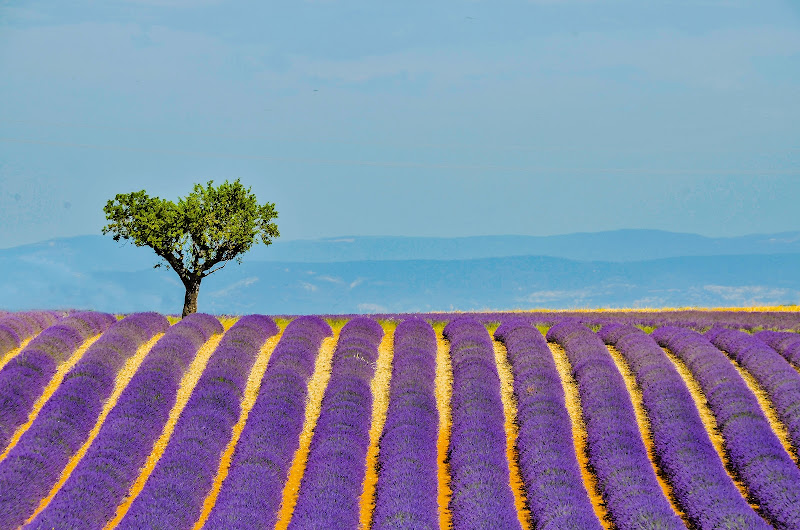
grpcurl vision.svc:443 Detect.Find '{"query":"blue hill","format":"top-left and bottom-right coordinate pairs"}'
top-left (2, 231), bottom-right (799, 313)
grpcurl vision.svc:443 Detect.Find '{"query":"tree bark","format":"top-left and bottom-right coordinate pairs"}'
top-left (182, 282), bottom-right (200, 317)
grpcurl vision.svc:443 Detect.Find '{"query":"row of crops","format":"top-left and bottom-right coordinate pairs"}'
top-left (1, 310), bottom-right (800, 529)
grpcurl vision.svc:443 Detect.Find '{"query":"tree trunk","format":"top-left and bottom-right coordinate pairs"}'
top-left (182, 282), bottom-right (200, 317)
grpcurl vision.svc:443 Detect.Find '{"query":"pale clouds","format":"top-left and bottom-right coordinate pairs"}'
top-left (300, 281), bottom-right (318, 292)
top-left (518, 289), bottom-right (595, 304)
top-left (209, 276), bottom-right (259, 298)
top-left (4, 19), bottom-right (798, 93)
top-left (357, 302), bottom-right (387, 313)
top-left (0, 23), bottom-right (233, 88)
top-left (703, 285), bottom-right (798, 305)
top-left (118, 0), bottom-right (225, 6)
top-left (317, 275), bottom-right (344, 284)
top-left (286, 26), bottom-right (800, 91)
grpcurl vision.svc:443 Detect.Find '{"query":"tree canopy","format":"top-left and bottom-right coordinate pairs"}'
top-left (102, 179), bottom-right (278, 316)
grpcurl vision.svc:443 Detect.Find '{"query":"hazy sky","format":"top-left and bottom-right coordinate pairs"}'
top-left (1, 0), bottom-right (798, 248)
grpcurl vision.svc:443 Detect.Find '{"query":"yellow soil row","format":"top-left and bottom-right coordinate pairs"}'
top-left (5, 321), bottom-right (293, 530)
top-left (274, 325), bottom-right (343, 529)
top-left (358, 324), bottom-right (396, 529)
top-left (0, 334), bottom-right (102, 462)
top-left (26, 332), bottom-right (166, 524)
top-left (726, 355), bottom-right (799, 465)
top-left (660, 348), bottom-right (758, 510)
top-left (193, 328), bottom-right (286, 529)
top-left (604, 345), bottom-right (687, 524)
top-left (105, 331), bottom-right (227, 528)
top-left (434, 324), bottom-right (454, 530)
top-left (492, 339), bottom-right (532, 530)
top-left (548, 343), bottom-right (612, 528)
top-left (547, 338), bottom-right (800, 527)
top-left (0, 337), bottom-right (33, 373)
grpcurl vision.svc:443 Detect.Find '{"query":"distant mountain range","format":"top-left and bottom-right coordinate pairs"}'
top-left (2, 230), bottom-right (799, 314)
top-left (243, 230), bottom-right (800, 263)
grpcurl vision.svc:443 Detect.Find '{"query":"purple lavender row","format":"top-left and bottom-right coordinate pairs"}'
top-left (653, 326), bottom-right (800, 529)
top-left (494, 321), bottom-right (603, 530)
top-left (707, 328), bottom-right (800, 460)
top-left (26, 313), bottom-right (223, 530)
top-left (0, 311), bottom-right (115, 451)
top-left (0, 312), bottom-right (59, 358)
top-left (205, 316), bottom-right (332, 529)
top-left (287, 317), bottom-right (384, 529)
top-left (0, 313), bottom-right (168, 529)
top-left (547, 322), bottom-right (684, 530)
top-left (443, 317), bottom-right (522, 530)
top-left (308, 309), bottom-right (800, 333)
top-left (599, 324), bottom-right (767, 529)
top-left (754, 330), bottom-right (800, 370)
top-left (116, 315), bottom-right (278, 530)
top-left (371, 318), bottom-right (438, 530)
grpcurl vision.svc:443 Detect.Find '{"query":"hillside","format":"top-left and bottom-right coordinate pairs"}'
top-left (2, 231), bottom-right (799, 313)
top-left (5, 230), bottom-right (800, 265)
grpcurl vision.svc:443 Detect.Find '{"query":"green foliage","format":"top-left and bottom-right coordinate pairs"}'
top-left (376, 318), bottom-right (399, 330)
top-left (102, 179), bottom-right (278, 286)
top-left (274, 317), bottom-right (293, 329)
top-left (484, 321), bottom-right (501, 333)
top-left (324, 317), bottom-right (350, 330)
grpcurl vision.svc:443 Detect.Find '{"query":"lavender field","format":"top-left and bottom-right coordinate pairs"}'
top-left (1, 309), bottom-right (800, 529)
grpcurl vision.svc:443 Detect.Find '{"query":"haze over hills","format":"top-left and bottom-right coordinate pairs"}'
top-left (2, 230), bottom-right (799, 314)
top-left (243, 230), bottom-right (800, 263)
top-left (5, 229), bottom-right (800, 265)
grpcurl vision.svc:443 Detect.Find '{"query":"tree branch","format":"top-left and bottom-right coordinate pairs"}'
top-left (156, 249), bottom-right (188, 281)
top-left (203, 261), bottom-right (228, 277)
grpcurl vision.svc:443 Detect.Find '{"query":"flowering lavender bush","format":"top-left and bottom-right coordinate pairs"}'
top-left (603, 324), bottom-right (767, 529)
top-left (708, 328), bottom-right (800, 461)
top-left (27, 312), bottom-right (222, 530)
top-left (0, 311), bottom-right (114, 450)
top-left (116, 315), bottom-right (278, 529)
top-left (442, 317), bottom-right (521, 530)
top-left (204, 316), bottom-right (331, 529)
top-left (0, 312), bottom-right (167, 529)
top-left (755, 330), bottom-right (800, 369)
top-left (313, 309), bottom-right (800, 334)
top-left (287, 317), bottom-right (384, 529)
top-left (547, 321), bottom-right (683, 530)
top-left (0, 311), bottom-right (59, 358)
top-left (595, 322), bottom-right (636, 345)
top-left (371, 318), bottom-right (439, 530)
top-left (653, 326), bottom-right (800, 529)
top-left (8, 310), bottom-right (800, 527)
top-left (494, 320), bottom-right (602, 530)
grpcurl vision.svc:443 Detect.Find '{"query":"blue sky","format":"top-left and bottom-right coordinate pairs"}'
top-left (0, 0), bottom-right (798, 248)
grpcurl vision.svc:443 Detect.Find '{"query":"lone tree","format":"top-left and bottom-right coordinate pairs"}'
top-left (102, 179), bottom-right (279, 317)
